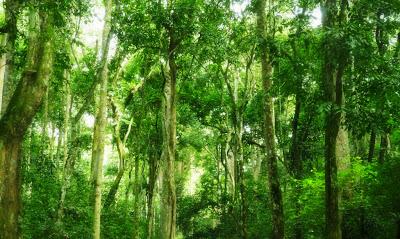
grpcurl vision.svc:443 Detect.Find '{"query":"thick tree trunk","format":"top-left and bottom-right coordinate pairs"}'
top-left (0, 9), bottom-right (53, 239)
top-left (322, 0), bottom-right (348, 238)
top-left (160, 31), bottom-right (177, 239)
top-left (256, 1), bottom-right (285, 238)
top-left (0, 138), bottom-right (22, 239)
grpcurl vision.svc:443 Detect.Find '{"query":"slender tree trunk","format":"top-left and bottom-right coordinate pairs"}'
top-left (90, 1), bottom-right (112, 238)
top-left (290, 94), bottom-right (302, 176)
top-left (49, 123), bottom-right (56, 163)
top-left (367, 129), bottom-right (376, 162)
top-left (160, 29), bottom-right (177, 239)
top-left (104, 98), bottom-right (134, 208)
top-left (104, 117), bottom-right (126, 208)
top-left (133, 156), bottom-right (140, 239)
top-left (1, 0), bottom-right (19, 116)
top-left (56, 72), bottom-right (72, 225)
top-left (378, 133), bottom-right (389, 164)
top-left (234, 115), bottom-right (247, 239)
top-left (0, 9), bottom-right (53, 239)
top-left (147, 137), bottom-right (159, 239)
top-left (0, 35), bottom-right (6, 114)
top-left (256, 0), bottom-right (285, 238)
top-left (290, 94), bottom-right (303, 239)
top-left (56, 28), bottom-right (112, 225)
top-left (104, 168), bottom-right (125, 208)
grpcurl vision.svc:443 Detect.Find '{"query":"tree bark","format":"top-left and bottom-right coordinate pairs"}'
top-left (1, 0), bottom-right (20, 116)
top-left (290, 94), bottom-right (303, 239)
top-left (290, 93), bottom-right (302, 177)
top-left (256, 0), bottom-right (285, 238)
top-left (0, 35), bottom-right (6, 114)
top-left (378, 133), bottom-right (389, 164)
top-left (90, 1), bottom-right (112, 238)
top-left (160, 28), bottom-right (177, 239)
top-left (0, 9), bottom-right (53, 239)
top-left (321, 0), bottom-right (349, 238)
top-left (56, 71), bottom-right (72, 225)
top-left (133, 156), bottom-right (140, 239)
top-left (367, 129), bottom-right (376, 162)
top-left (147, 127), bottom-right (160, 239)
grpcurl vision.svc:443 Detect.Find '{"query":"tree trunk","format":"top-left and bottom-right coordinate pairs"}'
top-left (378, 133), bottom-right (389, 164)
top-left (0, 138), bottom-right (22, 239)
top-left (56, 72), bottom-right (72, 225)
top-left (104, 94), bottom-right (134, 208)
top-left (133, 156), bottom-right (140, 239)
top-left (90, 1), bottom-right (112, 238)
top-left (367, 129), bottom-right (376, 162)
top-left (160, 29), bottom-right (177, 239)
top-left (0, 9), bottom-right (53, 239)
top-left (321, 0), bottom-right (348, 238)
top-left (104, 110), bottom-right (126, 208)
top-left (256, 0), bottom-right (285, 238)
top-left (290, 94), bottom-right (302, 176)
top-left (1, 0), bottom-right (20, 116)
top-left (0, 35), bottom-right (6, 114)
top-left (104, 168), bottom-right (125, 208)
top-left (290, 94), bottom-right (303, 239)
top-left (147, 134), bottom-right (160, 239)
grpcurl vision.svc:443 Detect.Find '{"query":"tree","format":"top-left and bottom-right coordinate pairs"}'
top-left (0, 5), bottom-right (54, 238)
top-left (255, 0), bottom-right (285, 238)
top-left (321, 0), bottom-right (350, 237)
top-left (90, 0), bottom-right (113, 238)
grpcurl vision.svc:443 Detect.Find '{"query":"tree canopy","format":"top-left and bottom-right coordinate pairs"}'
top-left (0, 0), bottom-right (400, 238)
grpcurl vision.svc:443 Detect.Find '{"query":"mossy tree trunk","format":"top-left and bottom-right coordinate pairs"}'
top-left (0, 8), bottom-right (53, 239)
top-left (255, 0), bottom-right (285, 238)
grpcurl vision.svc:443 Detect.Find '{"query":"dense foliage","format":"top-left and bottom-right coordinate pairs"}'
top-left (0, 0), bottom-right (399, 238)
